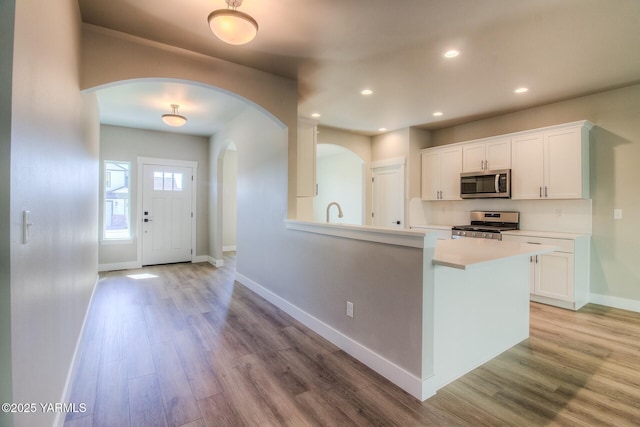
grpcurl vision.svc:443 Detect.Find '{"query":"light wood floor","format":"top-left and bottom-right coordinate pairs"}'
top-left (65, 254), bottom-right (640, 426)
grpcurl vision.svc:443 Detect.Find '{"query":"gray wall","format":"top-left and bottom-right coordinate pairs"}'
top-left (212, 108), bottom-right (425, 377)
top-left (0, 1), bottom-right (15, 425)
top-left (429, 84), bottom-right (640, 302)
top-left (222, 147), bottom-right (237, 250)
top-left (81, 26), bottom-right (299, 218)
top-left (98, 125), bottom-right (210, 266)
top-left (9, 0), bottom-right (100, 426)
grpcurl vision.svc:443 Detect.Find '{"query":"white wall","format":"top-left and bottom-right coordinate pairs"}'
top-left (98, 125), bottom-right (210, 268)
top-left (9, 1), bottom-right (100, 426)
top-left (314, 147), bottom-right (364, 225)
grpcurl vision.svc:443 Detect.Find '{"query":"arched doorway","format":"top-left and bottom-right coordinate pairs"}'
top-left (313, 144), bottom-right (365, 225)
top-left (85, 78), bottom-right (287, 271)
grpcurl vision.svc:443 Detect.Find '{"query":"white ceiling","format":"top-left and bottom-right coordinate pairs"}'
top-left (81, 0), bottom-right (640, 136)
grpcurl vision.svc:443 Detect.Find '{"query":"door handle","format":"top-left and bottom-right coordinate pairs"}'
top-left (393, 221), bottom-right (401, 225)
top-left (144, 218), bottom-right (152, 222)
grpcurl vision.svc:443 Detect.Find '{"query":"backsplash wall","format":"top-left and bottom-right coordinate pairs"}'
top-left (410, 198), bottom-right (592, 234)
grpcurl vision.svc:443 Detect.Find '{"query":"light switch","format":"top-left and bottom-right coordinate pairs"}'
top-left (614, 209), bottom-right (623, 220)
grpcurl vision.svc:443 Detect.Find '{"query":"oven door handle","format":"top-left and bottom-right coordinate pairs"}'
top-left (495, 174), bottom-right (500, 193)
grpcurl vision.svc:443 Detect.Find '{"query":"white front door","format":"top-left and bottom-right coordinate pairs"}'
top-left (142, 164), bottom-right (193, 266)
top-left (372, 164), bottom-right (404, 228)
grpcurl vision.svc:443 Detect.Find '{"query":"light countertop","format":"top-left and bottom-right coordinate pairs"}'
top-left (502, 230), bottom-right (590, 239)
top-left (433, 238), bottom-right (557, 270)
top-left (410, 224), bottom-right (452, 229)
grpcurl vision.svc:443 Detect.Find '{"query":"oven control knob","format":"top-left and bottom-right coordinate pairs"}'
top-left (461, 231), bottom-right (466, 236)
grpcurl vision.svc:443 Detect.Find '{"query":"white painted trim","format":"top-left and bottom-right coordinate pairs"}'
top-left (590, 293), bottom-right (640, 313)
top-left (137, 157), bottom-right (198, 266)
top-left (285, 220), bottom-right (426, 248)
top-left (98, 261), bottom-right (141, 272)
top-left (208, 257), bottom-right (224, 267)
top-left (223, 245), bottom-right (237, 252)
top-left (192, 255), bottom-right (209, 263)
top-left (370, 156), bottom-right (405, 169)
top-left (137, 156), bottom-right (198, 168)
top-left (54, 274), bottom-right (100, 427)
top-left (234, 272), bottom-right (424, 400)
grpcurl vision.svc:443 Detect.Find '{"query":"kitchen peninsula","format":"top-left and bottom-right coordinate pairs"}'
top-left (239, 221), bottom-right (555, 401)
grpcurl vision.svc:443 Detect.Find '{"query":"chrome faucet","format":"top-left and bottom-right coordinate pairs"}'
top-left (326, 202), bottom-right (344, 223)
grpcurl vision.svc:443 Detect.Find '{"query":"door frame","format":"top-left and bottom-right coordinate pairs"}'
top-left (137, 157), bottom-right (199, 265)
top-left (371, 156), bottom-right (405, 228)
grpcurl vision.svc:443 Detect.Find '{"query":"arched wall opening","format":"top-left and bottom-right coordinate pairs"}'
top-left (314, 144), bottom-right (365, 225)
top-left (83, 76), bottom-right (288, 270)
top-left (80, 24), bottom-right (298, 218)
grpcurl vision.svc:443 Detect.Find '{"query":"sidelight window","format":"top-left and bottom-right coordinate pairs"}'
top-left (104, 161), bottom-right (131, 240)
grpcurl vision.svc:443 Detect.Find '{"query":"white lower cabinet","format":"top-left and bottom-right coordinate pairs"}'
top-left (502, 232), bottom-right (590, 310)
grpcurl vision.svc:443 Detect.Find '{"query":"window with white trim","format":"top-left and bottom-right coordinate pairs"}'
top-left (103, 161), bottom-right (131, 240)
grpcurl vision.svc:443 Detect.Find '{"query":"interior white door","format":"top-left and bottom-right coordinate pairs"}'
top-left (372, 164), bottom-right (404, 228)
top-left (142, 164), bottom-right (193, 266)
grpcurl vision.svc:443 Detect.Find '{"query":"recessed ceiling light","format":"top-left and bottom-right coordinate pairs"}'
top-left (360, 89), bottom-right (373, 95)
top-left (311, 113), bottom-right (320, 118)
top-left (378, 128), bottom-right (387, 132)
top-left (433, 111), bottom-right (443, 117)
top-left (443, 50), bottom-right (460, 58)
top-left (514, 87), bottom-right (529, 94)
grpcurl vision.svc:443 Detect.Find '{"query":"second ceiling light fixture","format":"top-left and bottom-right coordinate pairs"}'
top-left (208, 0), bottom-right (258, 45)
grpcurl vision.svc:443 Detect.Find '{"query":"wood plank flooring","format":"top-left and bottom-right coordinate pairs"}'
top-left (65, 254), bottom-right (640, 426)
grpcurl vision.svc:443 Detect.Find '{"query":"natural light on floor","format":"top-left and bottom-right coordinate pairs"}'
top-left (126, 273), bottom-right (159, 280)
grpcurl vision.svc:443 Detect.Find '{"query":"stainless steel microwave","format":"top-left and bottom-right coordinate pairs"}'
top-left (460, 169), bottom-right (511, 199)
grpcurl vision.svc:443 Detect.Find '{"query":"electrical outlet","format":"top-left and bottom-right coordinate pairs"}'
top-left (346, 301), bottom-right (354, 318)
top-left (614, 209), bottom-right (623, 220)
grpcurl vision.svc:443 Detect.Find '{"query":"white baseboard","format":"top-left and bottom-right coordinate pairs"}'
top-left (223, 245), bottom-right (237, 252)
top-left (234, 272), bottom-right (424, 400)
top-left (590, 293), bottom-right (640, 313)
top-left (54, 274), bottom-right (99, 427)
top-left (98, 261), bottom-right (141, 272)
top-left (208, 257), bottom-right (224, 267)
top-left (192, 255), bottom-right (209, 263)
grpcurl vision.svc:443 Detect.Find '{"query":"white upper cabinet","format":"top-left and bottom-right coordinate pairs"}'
top-left (462, 138), bottom-right (511, 173)
top-left (511, 121), bottom-right (592, 200)
top-left (421, 145), bottom-right (462, 201)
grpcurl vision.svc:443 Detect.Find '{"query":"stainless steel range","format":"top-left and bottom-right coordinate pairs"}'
top-left (451, 211), bottom-right (519, 240)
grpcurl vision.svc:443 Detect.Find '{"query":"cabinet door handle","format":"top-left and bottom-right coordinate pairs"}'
top-left (544, 186), bottom-right (548, 198)
top-left (539, 186), bottom-right (542, 198)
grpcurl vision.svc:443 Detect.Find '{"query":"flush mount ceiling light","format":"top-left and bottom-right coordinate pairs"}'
top-left (433, 111), bottom-right (444, 117)
top-left (360, 89), bottom-right (373, 95)
top-left (443, 49), bottom-right (460, 58)
top-left (162, 104), bottom-right (187, 127)
top-left (514, 87), bottom-right (529, 94)
top-left (208, 0), bottom-right (258, 45)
